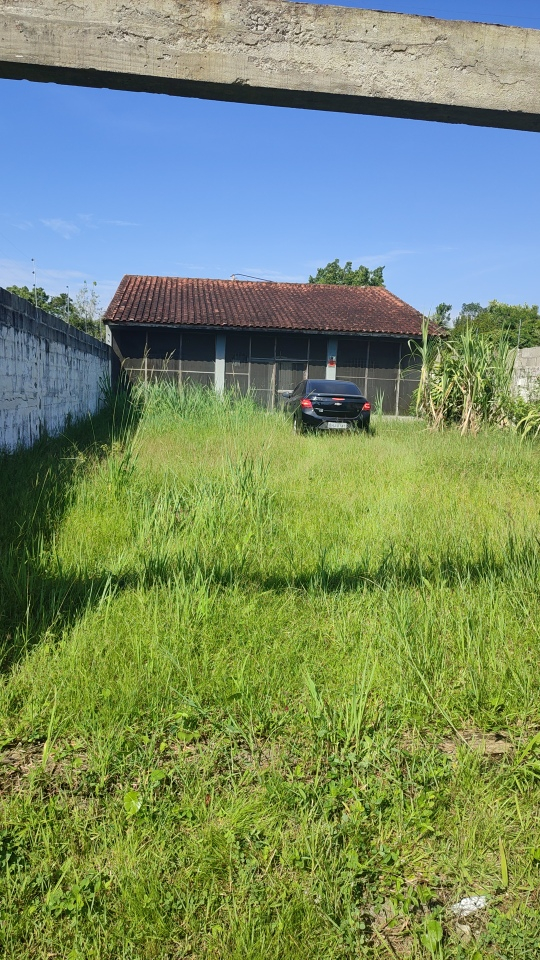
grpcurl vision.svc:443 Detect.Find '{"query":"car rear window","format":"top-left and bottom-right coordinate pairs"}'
top-left (307, 380), bottom-right (362, 395)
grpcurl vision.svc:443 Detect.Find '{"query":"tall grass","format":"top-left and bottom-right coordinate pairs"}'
top-left (411, 320), bottom-right (515, 433)
top-left (1, 384), bottom-right (540, 959)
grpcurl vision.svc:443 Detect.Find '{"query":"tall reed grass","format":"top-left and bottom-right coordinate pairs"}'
top-left (411, 320), bottom-right (515, 433)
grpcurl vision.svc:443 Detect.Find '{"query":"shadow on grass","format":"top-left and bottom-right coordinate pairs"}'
top-left (0, 392), bottom-right (139, 672)
top-left (3, 389), bottom-right (538, 675)
top-left (102, 533), bottom-right (540, 597)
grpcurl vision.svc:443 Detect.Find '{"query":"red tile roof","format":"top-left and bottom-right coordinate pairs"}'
top-left (105, 275), bottom-right (426, 337)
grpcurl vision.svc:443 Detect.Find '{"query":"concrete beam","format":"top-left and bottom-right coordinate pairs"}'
top-left (1, 1), bottom-right (540, 131)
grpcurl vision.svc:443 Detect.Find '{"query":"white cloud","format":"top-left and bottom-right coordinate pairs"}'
top-left (0, 258), bottom-right (34, 288)
top-left (77, 214), bottom-right (98, 229)
top-left (0, 261), bottom-right (85, 290)
top-left (77, 213), bottom-right (140, 229)
top-left (102, 219), bottom-right (140, 228)
top-left (41, 219), bottom-right (80, 240)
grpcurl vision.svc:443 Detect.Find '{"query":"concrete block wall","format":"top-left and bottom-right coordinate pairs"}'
top-left (513, 347), bottom-right (540, 401)
top-left (0, 287), bottom-right (111, 451)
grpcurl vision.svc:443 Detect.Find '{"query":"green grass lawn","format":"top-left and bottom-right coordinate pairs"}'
top-left (1, 389), bottom-right (540, 959)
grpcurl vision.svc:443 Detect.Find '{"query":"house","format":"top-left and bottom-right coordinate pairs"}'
top-left (104, 275), bottom-right (426, 414)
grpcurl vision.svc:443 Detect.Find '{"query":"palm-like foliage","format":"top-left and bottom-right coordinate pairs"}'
top-left (410, 320), bottom-right (515, 434)
top-left (517, 404), bottom-right (540, 439)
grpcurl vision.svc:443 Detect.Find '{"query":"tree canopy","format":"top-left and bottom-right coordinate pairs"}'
top-left (7, 285), bottom-right (52, 313)
top-left (431, 303), bottom-right (452, 328)
top-left (309, 259), bottom-right (385, 287)
top-left (7, 282), bottom-right (104, 341)
top-left (454, 300), bottom-right (540, 349)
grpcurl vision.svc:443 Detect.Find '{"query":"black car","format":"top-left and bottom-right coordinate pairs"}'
top-left (283, 379), bottom-right (371, 432)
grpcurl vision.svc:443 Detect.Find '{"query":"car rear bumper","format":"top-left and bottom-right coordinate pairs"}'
top-left (300, 411), bottom-right (370, 430)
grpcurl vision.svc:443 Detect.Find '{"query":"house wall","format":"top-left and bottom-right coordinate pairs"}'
top-left (335, 336), bottom-right (420, 414)
top-left (225, 332), bottom-right (328, 406)
top-left (0, 287), bottom-right (110, 452)
top-left (110, 326), bottom-right (419, 414)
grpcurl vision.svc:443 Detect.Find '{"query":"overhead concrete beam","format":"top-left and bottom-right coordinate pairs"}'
top-left (1, 0), bottom-right (540, 131)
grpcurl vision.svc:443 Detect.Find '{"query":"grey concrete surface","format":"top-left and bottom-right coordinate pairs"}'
top-left (0, 288), bottom-right (110, 451)
top-left (1, 1), bottom-right (540, 131)
top-left (513, 347), bottom-right (540, 401)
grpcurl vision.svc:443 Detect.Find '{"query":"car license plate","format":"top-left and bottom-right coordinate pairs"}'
top-left (327, 422), bottom-right (348, 430)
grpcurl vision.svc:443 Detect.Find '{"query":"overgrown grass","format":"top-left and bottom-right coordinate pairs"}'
top-left (1, 385), bottom-right (540, 958)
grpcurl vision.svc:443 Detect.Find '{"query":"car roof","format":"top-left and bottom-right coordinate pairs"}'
top-left (307, 379), bottom-right (363, 391)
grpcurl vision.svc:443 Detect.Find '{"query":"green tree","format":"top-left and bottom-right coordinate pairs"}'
top-left (7, 284), bottom-right (50, 311)
top-left (309, 259), bottom-right (385, 286)
top-left (459, 302), bottom-right (484, 324)
top-left (454, 301), bottom-right (540, 349)
top-left (432, 303), bottom-right (452, 328)
top-left (73, 281), bottom-right (104, 340)
top-left (6, 281), bottom-right (104, 341)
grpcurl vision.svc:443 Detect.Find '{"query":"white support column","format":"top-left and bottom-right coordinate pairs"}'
top-left (395, 340), bottom-right (403, 416)
top-left (326, 337), bottom-right (338, 380)
top-left (215, 333), bottom-right (226, 394)
top-left (105, 324), bottom-right (112, 384)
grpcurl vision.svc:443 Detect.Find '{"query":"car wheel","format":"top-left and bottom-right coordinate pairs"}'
top-left (293, 415), bottom-right (304, 434)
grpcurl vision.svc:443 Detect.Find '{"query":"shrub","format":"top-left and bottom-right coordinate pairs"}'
top-left (410, 321), bottom-right (515, 433)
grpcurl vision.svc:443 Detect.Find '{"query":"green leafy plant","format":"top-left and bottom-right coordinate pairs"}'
top-left (410, 319), bottom-right (515, 433)
top-left (373, 390), bottom-right (385, 418)
top-left (517, 402), bottom-right (540, 439)
top-left (420, 916), bottom-right (444, 958)
top-left (45, 871), bottom-right (110, 918)
top-left (123, 790), bottom-right (142, 816)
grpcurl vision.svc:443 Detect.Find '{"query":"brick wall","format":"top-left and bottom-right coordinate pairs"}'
top-left (0, 287), bottom-right (110, 451)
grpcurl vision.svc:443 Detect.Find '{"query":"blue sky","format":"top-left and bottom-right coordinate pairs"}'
top-left (0, 0), bottom-right (539, 317)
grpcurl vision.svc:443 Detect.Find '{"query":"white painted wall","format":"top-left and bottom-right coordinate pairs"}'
top-left (0, 288), bottom-right (111, 452)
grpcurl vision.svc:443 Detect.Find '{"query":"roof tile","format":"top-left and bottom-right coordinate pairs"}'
top-left (105, 275), bottom-right (426, 337)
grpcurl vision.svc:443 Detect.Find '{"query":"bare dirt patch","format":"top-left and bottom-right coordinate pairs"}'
top-left (439, 728), bottom-right (513, 759)
top-left (0, 739), bottom-right (88, 796)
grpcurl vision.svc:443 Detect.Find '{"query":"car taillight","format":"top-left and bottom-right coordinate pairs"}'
top-left (300, 398), bottom-right (313, 409)
top-left (362, 402), bottom-right (371, 411)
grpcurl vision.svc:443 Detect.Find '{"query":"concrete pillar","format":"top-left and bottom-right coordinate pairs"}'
top-left (104, 324), bottom-right (112, 383)
top-left (364, 341), bottom-right (370, 397)
top-left (395, 340), bottom-right (403, 416)
top-left (215, 333), bottom-right (226, 394)
top-left (326, 338), bottom-right (337, 381)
